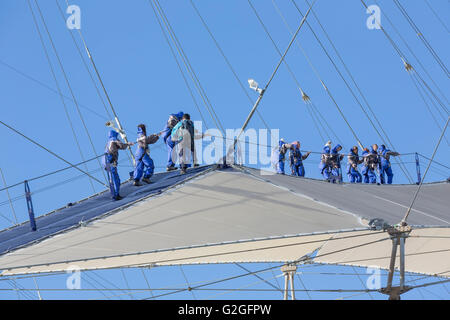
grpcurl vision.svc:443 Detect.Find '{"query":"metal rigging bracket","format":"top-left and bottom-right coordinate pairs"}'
top-left (379, 224), bottom-right (413, 300)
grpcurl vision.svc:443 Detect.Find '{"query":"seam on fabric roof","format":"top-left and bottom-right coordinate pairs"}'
top-left (0, 228), bottom-right (379, 273)
top-left (309, 261), bottom-right (450, 279)
top-left (238, 166), bottom-right (450, 226)
top-left (249, 166), bottom-right (448, 186)
top-left (233, 166), bottom-right (368, 228)
top-left (0, 165), bottom-right (218, 257)
top-left (347, 183), bottom-right (450, 226)
top-left (371, 195), bottom-right (449, 225)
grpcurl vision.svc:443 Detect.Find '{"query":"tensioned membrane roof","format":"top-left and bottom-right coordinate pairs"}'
top-left (0, 165), bottom-right (449, 277)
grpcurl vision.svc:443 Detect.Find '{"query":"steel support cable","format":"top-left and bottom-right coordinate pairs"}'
top-left (302, 0), bottom-right (415, 182)
top-left (82, 272), bottom-right (122, 300)
top-left (378, 4), bottom-right (450, 115)
top-left (179, 266), bottom-right (197, 300)
top-left (361, 2), bottom-right (450, 144)
top-left (188, 0), bottom-right (274, 136)
top-left (261, 7), bottom-right (340, 144)
top-left (277, 0), bottom-right (369, 150)
top-left (7, 279), bottom-right (34, 300)
top-left (142, 236), bottom-right (388, 300)
top-left (54, 0), bottom-right (112, 120)
top-left (93, 268), bottom-right (252, 300)
top-left (254, 3), bottom-right (330, 143)
top-left (148, 0), bottom-right (208, 128)
top-left (393, 0), bottom-right (449, 78)
top-left (0, 286), bottom-right (381, 293)
top-left (373, 0), bottom-right (449, 111)
top-left (418, 153), bottom-right (450, 171)
top-left (408, 72), bottom-right (450, 146)
top-left (247, 0), bottom-right (331, 143)
top-left (82, 273), bottom-right (112, 300)
top-left (150, 0), bottom-right (221, 133)
top-left (235, 263), bottom-right (283, 295)
top-left (0, 160), bottom-right (112, 207)
top-left (93, 269), bottom-right (282, 300)
top-left (63, 1), bottom-right (134, 166)
top-left (120, 269), bottom-right (134, 299)
top-left (5, 229), bottom-right (385, 279)
top-left (152, 0), bottom-right (226, 136)
top-left (412, 71), bottom-right (449, 123)
top-left (140, 268), bottom-right (154, 299)
top-left (234, 0), bottom-right (317, 147)
top-left (264, 0), bottom-right (359, 148)
top-left (0, 59), bottom-right (111, 122)
top-left (409, 278), bottom-right (450, 291)
top-left (296, 273), bottom-right (312, 300)
top-left (34, 0), bottom-right (108, 185)
top-left (0, 120), bottom-right (107, 187)
top-left (249, 0), bottom-right (330, 142)
top-left (291, 1), bottom-right (412, 183)
top-left (27, 0), bottom-right (97, 193)
top-left (414, 70), bottom-right (449, 115)
top-left (361, 0), bottom-right (448, 116)
top-left (309, 101), bottom-right (342, 144)
top-left (262, 0), bottom-right (342, 146)
top-left (0, 168), bottom-right (18, 225)
top-left (402, 117), bottom-right (449, 224)
top-left (203, 272), bottom-right (284, 300)
top-left (361, 0), bottom-right (449, 181)
top-left (305, 103), bottom-right (326, 142)
top-left (352, 265), bottom-right (374, 300)
top-left (428, 166), bottom-right (449, 179)
top-left (0, 153), bottom-right (105, 193)
top-left (274, 0), bottom-right (357, 149)
top-left (359, 0), bottom-right (409, 64)
top-left (423, 0), bottom-right (450, 34)
top-left (289, 0), bottom-right (387, 144)
top-left (0, 211), bottom-right (14, 224)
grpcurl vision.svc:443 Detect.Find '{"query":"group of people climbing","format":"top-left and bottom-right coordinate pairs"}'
top-left (102, 111), bottom-right (199, 200)
top-left (276, 139), bottom-right (400, 185)
top-left (103, 111), bottom-right (401, 200)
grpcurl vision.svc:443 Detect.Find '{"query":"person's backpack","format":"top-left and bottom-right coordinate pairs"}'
top-left (181, 119), bottom-right (194, 139)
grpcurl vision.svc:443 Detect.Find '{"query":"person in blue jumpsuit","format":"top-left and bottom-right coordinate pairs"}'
top-left (133, 124), bottom-right (160, 186)
top-left (319, 141), bottom-right (332, 181)
top-left (346, 146), bottom-right (363, 183)
top-left (289, 141), bottom-right (311, 177)
top-left (162, 112), bottom-right (184, 171)
top-left (277, 139), bottom-right (292, 174)
top-left (102, 130), bottom-right (134, 200)
top-left (362, 144), bottom-right (379, 184)
top-left (378, 144), bottom-right (400, 184)
top-left (329, 144), bottom-right (344, 183)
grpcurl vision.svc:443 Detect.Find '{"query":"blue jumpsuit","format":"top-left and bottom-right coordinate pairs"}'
top-left (346, 149), bottom-right (362, 183)
top-left (319, 146), bottom-right (332, 181)
top-left (378, 145), bottom-right (397, 184)
top-left (362, 148), bottom-right (379, 184)
top-left (133, 127), bottom-right (159, 182)
top-left (162, 112), bottom-right (184, 168)
top-left (277, 140), bottom-right (289, 174)
top-left (102, 130), bottom-right (128, 199)
top-left (329, 144), bottom-right (343, 183)
top-left (289, 145), bottom-right (307, 177)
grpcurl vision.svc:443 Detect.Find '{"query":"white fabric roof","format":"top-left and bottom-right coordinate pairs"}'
top-left (0, 167), bottom-right (448, 277)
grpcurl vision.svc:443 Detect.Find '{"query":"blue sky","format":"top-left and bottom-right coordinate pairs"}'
top-left (0, 0), bottom-right (448, 299)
